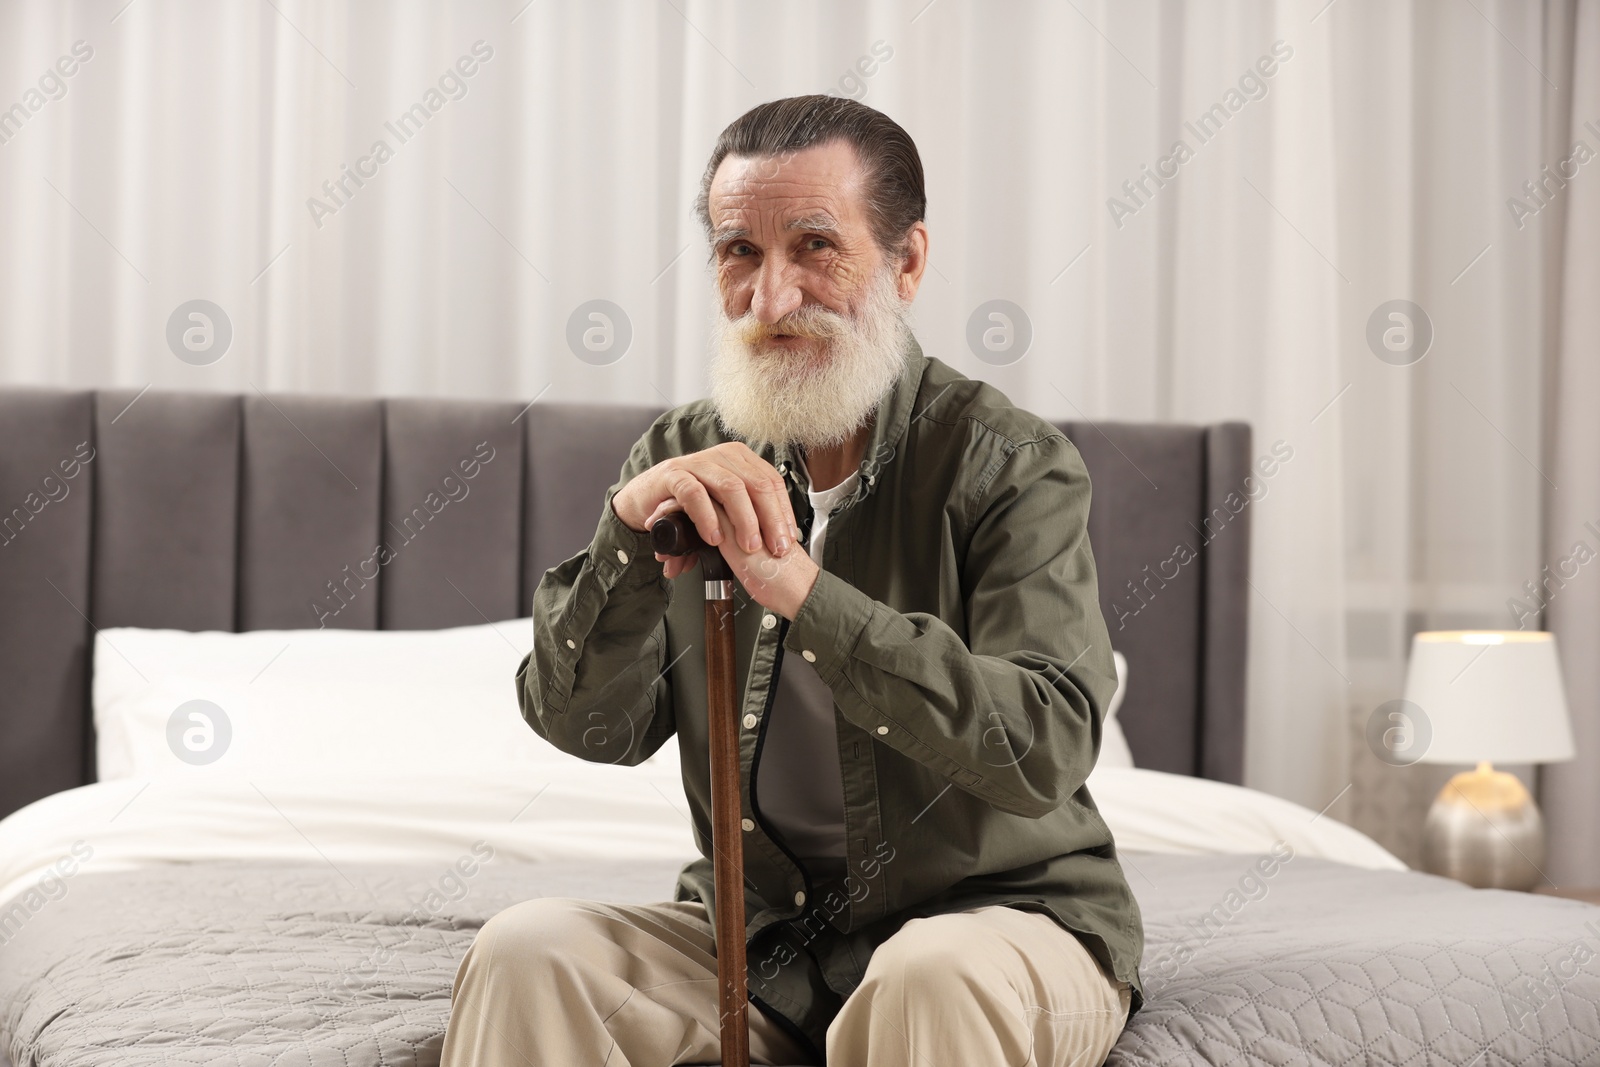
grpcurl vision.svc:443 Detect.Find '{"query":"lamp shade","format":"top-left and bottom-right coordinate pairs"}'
top-left (1402, 631), bottom-right (1575, 765)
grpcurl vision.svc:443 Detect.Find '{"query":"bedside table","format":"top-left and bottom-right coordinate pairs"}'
top-left (1533, 886), bottom-right (1600, 906)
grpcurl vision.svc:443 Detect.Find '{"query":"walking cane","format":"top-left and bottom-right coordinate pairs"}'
top-left (650, 511), bottom-right (751, 1067)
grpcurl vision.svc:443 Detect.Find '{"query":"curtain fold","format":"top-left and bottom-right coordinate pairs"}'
top-left (1539, 0), bottom-right (1600, 888)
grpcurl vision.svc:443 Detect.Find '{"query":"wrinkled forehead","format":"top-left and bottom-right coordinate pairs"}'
top-left (707, 141), bottom-right (869, 242)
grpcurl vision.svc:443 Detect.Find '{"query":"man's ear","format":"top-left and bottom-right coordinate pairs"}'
top-left (896, 222), bottom-right (931, 303)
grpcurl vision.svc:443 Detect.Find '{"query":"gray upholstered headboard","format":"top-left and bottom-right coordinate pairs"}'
top-left (0, 386), bottom-right (1251, 821)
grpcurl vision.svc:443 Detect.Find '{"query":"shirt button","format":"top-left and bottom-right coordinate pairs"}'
top-left (616, 549), bottom-right (629, 564)
top-left (565, 638), bottom-right (576, 649)
top-left (801, 650), bottom-right (817, 663)
top-left (741, 818), bottom-right (755, 832)
top-left (762, 614), bottom-right (777, 630)
top-left (742, 713), bottom-right (758, 729)
top-left (877, 725), bottom-right (889, 735)
top-left (794, 891), bottom-right (806, 907)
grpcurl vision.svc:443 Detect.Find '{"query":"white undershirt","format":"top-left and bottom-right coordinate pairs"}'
top-left (796, 452), bottom-right (860, 563)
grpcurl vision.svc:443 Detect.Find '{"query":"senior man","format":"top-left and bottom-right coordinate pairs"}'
top-left (442, 94), bottom-right (1143, 1067)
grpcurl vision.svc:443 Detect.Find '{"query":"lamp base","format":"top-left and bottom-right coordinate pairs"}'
top-left (1421, 762), bottom-right (1544, 891)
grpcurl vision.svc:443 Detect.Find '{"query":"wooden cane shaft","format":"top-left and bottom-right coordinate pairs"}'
top-left (704, 595), bottom-right (749, 1067)
top-left (651, 510), bottom-right (750, 1066)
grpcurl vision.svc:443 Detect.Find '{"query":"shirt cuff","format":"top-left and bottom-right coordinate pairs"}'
top-left (781, 567), bottom-right (874, 687)
top-left (588, 495), bottom-right (666, 589)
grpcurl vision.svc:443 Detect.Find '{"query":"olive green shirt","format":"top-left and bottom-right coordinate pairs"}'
top-left (517, 334), bottom-right (1145, 1057)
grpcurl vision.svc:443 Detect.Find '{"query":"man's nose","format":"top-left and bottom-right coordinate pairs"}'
top-left (749, 257), bottom-right (804, 325)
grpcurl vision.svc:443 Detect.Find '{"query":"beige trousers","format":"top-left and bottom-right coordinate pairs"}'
top-left (441, 896), bottom-right (1132, 1067)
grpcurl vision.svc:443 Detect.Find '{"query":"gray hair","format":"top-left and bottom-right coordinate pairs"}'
top-left (693, 94), bottom-right (926, 267)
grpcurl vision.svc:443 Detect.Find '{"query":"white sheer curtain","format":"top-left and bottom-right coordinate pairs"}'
top-left (1, 0), bottom-right (1590, 860)
top-left (1539, 0), bottom-right (1600, 887)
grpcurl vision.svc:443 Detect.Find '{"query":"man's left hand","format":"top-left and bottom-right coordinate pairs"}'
top-left (643, 496), bottom-right (820, 620)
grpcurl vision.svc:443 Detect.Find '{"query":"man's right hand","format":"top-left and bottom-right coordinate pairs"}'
top-left (611, 441), bottom-right (800, 580)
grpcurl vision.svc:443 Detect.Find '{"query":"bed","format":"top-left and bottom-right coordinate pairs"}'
top-left (0, 386), bottom-right (1597, 1066)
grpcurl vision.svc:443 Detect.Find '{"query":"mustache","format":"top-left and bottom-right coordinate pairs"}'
top-left (733, 302), bottom-right (849, 346)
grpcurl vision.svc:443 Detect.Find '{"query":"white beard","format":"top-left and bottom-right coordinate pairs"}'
top-left (708, 263), bottom-right (912, 451)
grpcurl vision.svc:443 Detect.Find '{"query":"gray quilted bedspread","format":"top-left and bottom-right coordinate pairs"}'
top-left (2, 852), bottom-right (1599, 1066)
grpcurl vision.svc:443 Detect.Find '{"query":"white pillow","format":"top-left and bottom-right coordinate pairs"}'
top-left (93, 619), bottom-right (675, 781)
top-left (93, 622), bottom-right (1131, 779)
top-left (1096, 650), bottom-right (1135, 769)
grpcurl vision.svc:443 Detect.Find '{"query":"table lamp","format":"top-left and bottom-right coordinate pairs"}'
top-left (1403, 630), bottom-right (1575, 890)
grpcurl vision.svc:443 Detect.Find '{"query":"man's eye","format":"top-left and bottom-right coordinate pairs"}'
top-left (806, 238), bottom-right (830, 251)
top-left (729, 242), bottom-right (753, 256)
